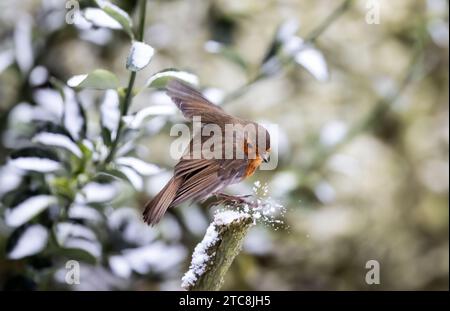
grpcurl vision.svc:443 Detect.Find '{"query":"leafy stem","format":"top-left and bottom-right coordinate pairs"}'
top-left (221, 0), bottom-right (353, 105)
top-left (104, 0), bottom-right (147, 164)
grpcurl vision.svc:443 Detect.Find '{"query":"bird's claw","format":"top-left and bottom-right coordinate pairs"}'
top-left (210, 193), bottom-right (256, 208)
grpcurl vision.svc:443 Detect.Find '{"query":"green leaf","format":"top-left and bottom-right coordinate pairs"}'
top-left (95, 0), bottom-right (134, 39)
top-left (101, 127), bottom-right (112, 147)
top-left (145, 68), bottom-right (199, 89)
top-left (67, 69), bottom-right (119, 90)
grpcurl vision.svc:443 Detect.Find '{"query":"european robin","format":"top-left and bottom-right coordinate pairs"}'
top-left (143, 79), bottom-right (271, 225)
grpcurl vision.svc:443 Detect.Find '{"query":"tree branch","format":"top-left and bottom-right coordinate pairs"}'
top-left (182, 210), bottom-right (254, 291)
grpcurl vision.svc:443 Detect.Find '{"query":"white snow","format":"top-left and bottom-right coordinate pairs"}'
top-left (126, 41), bottom-right (154, 72)
top-left (0, 50), bottom-right (15, 74)
top-left (29, 66), bottom-right (48, 86)
top-left (9, 157), bottom-right (61, 173)
top-left (63, 87), bottom-right (84, 141)
top-left (107, 207), bottom-right (157, 246)
top-left (55, 222), bottom-right (102, 258)
top-left (64, 238), bottom-right (102, 258)
top-left (33, 88), bottom-right (64, 118)
top-left (181, 210), bottom-right (251, 288)
top-left (33, 132), bottom-right (83, 158)
top-left (282, 36), bottom-right (304, 56)
top-left (115, 157), bottom-right (161, 175)
top-left (181, 223), bottom-right (218, 288)
top-left (109, 255), bottom-right (132, 278)
top-left (5, 195), bottom-right (57, 228)
top-left (68, 204), bottom-right (103, 223)
top-left (56, 222), bottom-right (97, 241)
top-left (8, 224), bottom-right (49, 259)
top-left (83, 8), bottom-right (122, 29)
top-left (122, 105), bottom-right (176, 129)
top-left (76, 182), bottom-right (118, 203)
top-left (294, 46), bottom-right (329, 82)
top-left (277, 19), bottom-right (299, 43)
top-left (0, 165), bottom-right (23, 196)
top-left (96, 0), bottom-right (131, 22)
top-left (120, 242), bottom-right (186, 274)
top-left (101, 89), bottom-right (120, 139)
top-left (145, 70), bottom-right (199, 88)
top-left (67, 74), bottom-right (88, 87)
top-left (117, 165), bottom-right (144, 191)
top-left (214, 210), bottom-right (250, 226)
top-left (14, 14), bottom-right (33, 74)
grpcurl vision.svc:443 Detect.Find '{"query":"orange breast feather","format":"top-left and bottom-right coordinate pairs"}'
top-left (244, 155), bottom-right (263, 178)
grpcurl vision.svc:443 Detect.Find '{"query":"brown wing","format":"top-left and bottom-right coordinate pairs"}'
top-left (172, 158), bottom-right (247, 206)
top-left (166, 79), bottom-right (233, 124)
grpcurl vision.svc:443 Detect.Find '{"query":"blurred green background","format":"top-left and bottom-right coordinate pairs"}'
top-left (0, 0), bottom-right (448, 290)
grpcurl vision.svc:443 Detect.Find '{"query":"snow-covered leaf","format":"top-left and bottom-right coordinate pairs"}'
top-left (76, 182), bottom-right (118, 203)
top-left (29, 66), bottom-right (49, 86)
top-left (0, 165), bottom-right (23, 196)
top-left (123, 105), bottom-right (176, 129)
top-left (0, 49), bottom-right (15, 74)
top-left (7, 225), bottom-right (49, 259)
top-left (109, 255), bottom-right (132, 278)
top-left (9, 147), bottom-right (61, 173)
top-left (122, 242), bottom-right (187, 274)
top-left (55, 222), bottom-right (101, 260)
top-left (116, 165), bottom-right (144, 191)
top-left (145, 69), bottom-right (199, 89)
top-left (294, 46), bottom-right (329, 82)
top-left (5, 195), bottom-right (57, 228)
top-left (14, 14), bottom-right (33, 74)
top-left (83, 8), bottom-right (121, 30)
top-left (100, 90), bottom-right (120, 144)
top-left (56, 222), bottom-right (97, 242)
top-left (68, 204), bottom-right (103, 223)
top-left (115, 157), bottom-right (161, 175)
top-left (9, 157), bottom-right (61, 173)
top-left (62, 86), bottom-right (86, 140)
top-left (276, 18), bottom-right (300, 43)
top-left (107, 207), bottom-right (157, 246)
top-left (94, 0), bottom-right (134, 38)
top-left (33, 88), bottom-right (64, 119)
top-left (67, 69), bottom-right (119, 89)
top-left (126, 41), bottom-right (154, 72)
top-left (33, 132), bottom-right (82, 158)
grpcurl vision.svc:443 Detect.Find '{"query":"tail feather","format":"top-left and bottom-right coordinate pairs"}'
top-left (143, 177), bottom-right (182, 225)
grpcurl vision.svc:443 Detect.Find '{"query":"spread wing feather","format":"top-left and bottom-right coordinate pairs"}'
top-left (166, 79), bottom-right (231, 124)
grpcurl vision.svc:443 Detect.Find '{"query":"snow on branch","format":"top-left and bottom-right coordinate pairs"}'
top-left (181, 210), bottom-right (254, 291)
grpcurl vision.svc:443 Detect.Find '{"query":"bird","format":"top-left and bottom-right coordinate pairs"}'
top-left (143, 79), bottom-right (271, 225)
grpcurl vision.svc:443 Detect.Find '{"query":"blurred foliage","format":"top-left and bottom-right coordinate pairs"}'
top-left (0, 0), bottom-right (448, 291)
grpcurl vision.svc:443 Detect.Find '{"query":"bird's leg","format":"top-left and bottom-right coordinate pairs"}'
top-left (212, 192), bottom-right (255, 207)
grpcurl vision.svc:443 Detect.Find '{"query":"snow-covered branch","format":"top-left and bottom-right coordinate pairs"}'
top-left (181, 210), bottom-right (254, 291)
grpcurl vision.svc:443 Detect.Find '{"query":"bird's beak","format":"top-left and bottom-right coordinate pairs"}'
top-left (261, 152), bottom-right (270, 163)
